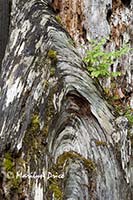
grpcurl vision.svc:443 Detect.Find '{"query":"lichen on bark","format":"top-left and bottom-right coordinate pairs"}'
top-left (0, 0), bottom-right (132, 199)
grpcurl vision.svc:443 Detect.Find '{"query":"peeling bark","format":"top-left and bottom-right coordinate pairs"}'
top-left (0, 0), bottom-right (132, 199)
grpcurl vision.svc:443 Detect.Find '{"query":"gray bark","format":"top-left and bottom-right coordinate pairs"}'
top-left (0, 0), bottom-right (132, 199)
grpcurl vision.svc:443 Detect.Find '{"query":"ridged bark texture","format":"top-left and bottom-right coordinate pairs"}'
top-left (0, 0), bottom-right (132, 199)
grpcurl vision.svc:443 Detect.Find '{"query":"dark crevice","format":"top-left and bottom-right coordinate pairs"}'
top-left (82, 26), bottom-right (87, 42)
top-left (121, 0), bottom-right (131, 8)
top-left (66, 92), bottom-right (91, 118)
top-left (51, 0), bottom-right (61, 14)
top-left (9, 0), bottom-right (12, 27)
top-left (0, 0), bottom-right (10, 67)
top-left (106, 4), bottom-right (112, 23)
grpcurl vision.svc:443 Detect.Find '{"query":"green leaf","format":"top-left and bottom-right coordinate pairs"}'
top-left (111, 71), bottom-right (121, 77)
top-left (91, 71), bottom-right (101, 77)
top-left (83, 38), bottom-right (131, 78)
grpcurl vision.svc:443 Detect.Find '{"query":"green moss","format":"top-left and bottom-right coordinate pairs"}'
top-left (32, 114), bottom-right (39, 124)
top-left (22, 113), bottom-right (43, 168)
top-left (55, 15), bottom-right (62, 24)
top-left (47, 49), bottom-right (58, 77)
top-left (45, 80), bottom-right (49, 89)
top-left (49, 179), bottom-right (63, 200)
top-left (3, 153), bottom-right (23, 194)
top-left (125, 110), bottom-right (133, 126)
top-left (43, 85), bottom-right (57, 137)
top-left (24, 114), bottom-right (40, 144)
top-left (30, 114), bottom-right (40, 131)
top-left (48, 151), bottom-right (96, 199)
top-left (2, 113), bottom-right (47, 197)
top-left (95, 140), bottom-right (107, 147)
top-left (4, 153), bottom-right (14, 172)
top-left (48, 50), bottom-right (57, 60)
top-left (83, 158), bottom-right (96, 172)
top-left (114, 105), bottom-right (123, 116)
top-left (22, 112), bottom-right (48, 181)
top-left (11, 176), bottom-right (21, 190)
top-left (4, 159), bottom-right (13, 172)
top-left (56, 151), bottom-right (96, 173)
top-left (50, 67), bottom-right (56, 77)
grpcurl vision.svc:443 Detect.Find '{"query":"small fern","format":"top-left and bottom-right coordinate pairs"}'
top-left (83, 39), bottom-right (130, 78)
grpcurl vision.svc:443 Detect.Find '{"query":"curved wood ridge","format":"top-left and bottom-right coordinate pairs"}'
top-left (0, 0), bottom-right (132, 199)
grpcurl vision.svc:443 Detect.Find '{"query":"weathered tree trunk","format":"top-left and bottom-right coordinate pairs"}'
top-left (0, 0), bottom-right (132, 199)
